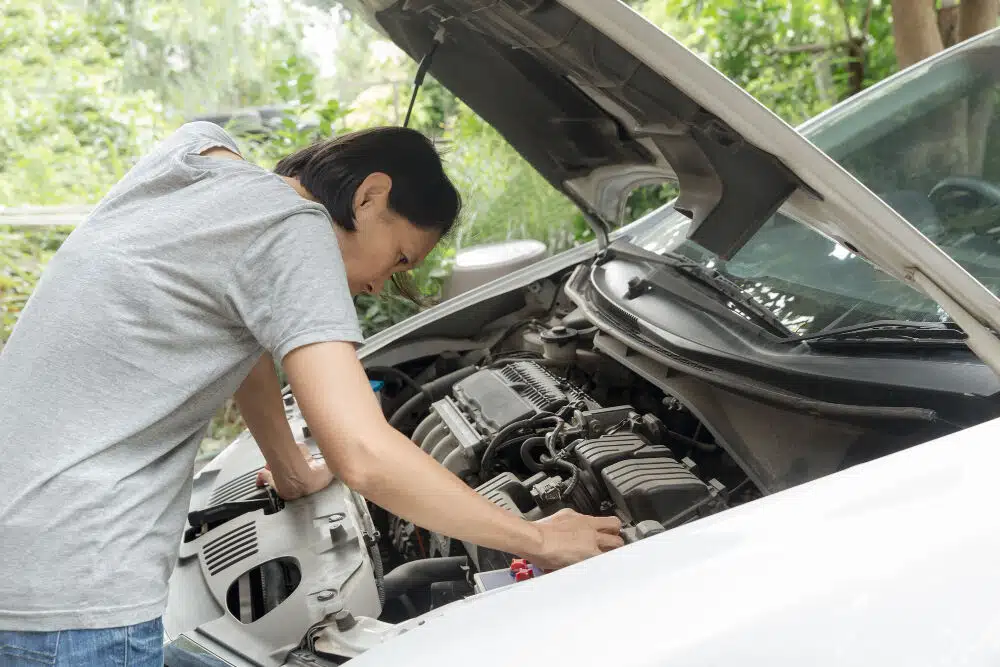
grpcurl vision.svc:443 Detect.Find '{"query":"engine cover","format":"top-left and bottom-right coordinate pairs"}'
top-left (164, 405), bottom-right (381, 666)
top-left (602, 457), bottom-right (724, 527)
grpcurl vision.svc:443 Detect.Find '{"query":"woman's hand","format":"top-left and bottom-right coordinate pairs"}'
top-left (523, 508), bottom-right (624, 571)
top-left (256, 442), bottom-right (334, 500)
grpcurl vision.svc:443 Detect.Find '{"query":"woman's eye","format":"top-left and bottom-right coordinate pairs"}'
top-left (398, 254), bottom-right (410, 266)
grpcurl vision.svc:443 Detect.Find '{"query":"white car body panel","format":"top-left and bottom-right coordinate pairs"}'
top-left (350, 415), bottom-right (1000, 666)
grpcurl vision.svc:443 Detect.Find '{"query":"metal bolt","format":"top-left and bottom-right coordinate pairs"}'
top-left (334, 609), bottom-right (357, 631)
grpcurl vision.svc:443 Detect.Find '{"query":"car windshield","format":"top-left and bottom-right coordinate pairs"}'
top-left (633, 37), bottom-right (1000, 337)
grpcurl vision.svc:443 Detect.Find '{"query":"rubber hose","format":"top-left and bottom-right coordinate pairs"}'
top-left (364, 365), bottom-right (425, 397)
top-left (388, 366), bottom-right (479, 431)
top-left (388, 392), bottom-right (429, 431)
top-left (519, 436), bottom-right (548, 473)
top-left (383, 556), bottom-right (468, 601)
top-left (411, 412), bottom-right (441, 447)
top-left (480, 414), bottom-right (560, 475)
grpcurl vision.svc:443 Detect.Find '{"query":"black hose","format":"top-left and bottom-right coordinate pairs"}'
top-left (480, 413), bottom-right (560, 475)
top-left (383, 556), bottom-right (468, 600)
top-left (519, 436), bottom-right (548, 473)
top-left (663, 427), bottom-right (718, 454)
top-left (365, 365), bottom-right (426, 398)
top-left (486, 318), bottom-right (538, 354)
top-left (388, 392), bottom-right (429, 431)
top-left (387, 365), bottom-right (479, 431)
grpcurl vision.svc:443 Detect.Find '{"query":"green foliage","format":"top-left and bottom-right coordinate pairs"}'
top-left (0, 0), bottom-right (168, 206)
top-left (442, 104), bottom-right (583, 253)
top-left (105, 0), bottom-right (322, 119)
top-left (231, 57), bottom-right (349, 169)
top-left (633, 0), bottom-right (896, 124)
top-left (625, 183), bottom-right (681, 225)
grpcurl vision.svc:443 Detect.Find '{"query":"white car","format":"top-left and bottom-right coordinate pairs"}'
top-left (162, 2), bottom-right (1000, 665)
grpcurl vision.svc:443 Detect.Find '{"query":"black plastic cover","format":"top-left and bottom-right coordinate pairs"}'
top-left (574, 433), bottom-right (673, 479)
top-left (601, 457), bottom-right (711, 526)
top-left (451, 361), bottom-right (594, 433)
top-left (473, 472), bottom-right (534, 518)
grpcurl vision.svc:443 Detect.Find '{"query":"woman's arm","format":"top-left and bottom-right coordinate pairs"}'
top-left (282, 340), bottom-right (623, 570)
top-left (233, 353), bottom-right (331, 499)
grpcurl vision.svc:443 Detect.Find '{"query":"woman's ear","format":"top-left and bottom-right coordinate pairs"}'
top-left (353, 172), bottom-right (393, 213)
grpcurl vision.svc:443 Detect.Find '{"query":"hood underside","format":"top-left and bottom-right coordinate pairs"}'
top-left (356, 0), bottom-right (806, 256)
top-left (352, 0), bottom-right (1000, 371)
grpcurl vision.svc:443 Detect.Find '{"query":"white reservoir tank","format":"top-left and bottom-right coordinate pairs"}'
top-left (442, 239), bottom-right (548, 299)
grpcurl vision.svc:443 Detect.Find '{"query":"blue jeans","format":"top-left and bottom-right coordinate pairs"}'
top-left (0, 617), bottom-right (163, 666)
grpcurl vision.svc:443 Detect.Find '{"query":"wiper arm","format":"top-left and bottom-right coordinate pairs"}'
top-left (794, 320), bottom-right (969, 345)
top-left (597, 239), bottom-right (792, 337)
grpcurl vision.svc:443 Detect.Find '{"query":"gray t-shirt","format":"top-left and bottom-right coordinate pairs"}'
top-left (0, 122), bottom-right (363, 631)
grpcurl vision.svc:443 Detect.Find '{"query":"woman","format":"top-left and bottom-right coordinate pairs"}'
top-left (0, 121), bottom-right (622, 665)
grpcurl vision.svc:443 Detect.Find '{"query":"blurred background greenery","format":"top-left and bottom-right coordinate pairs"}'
top-left (2, 0), bottom-right (995, 450)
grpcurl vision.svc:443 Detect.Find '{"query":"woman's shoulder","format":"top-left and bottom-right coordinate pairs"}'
top-left (169, 121), bottom-right (243, 156)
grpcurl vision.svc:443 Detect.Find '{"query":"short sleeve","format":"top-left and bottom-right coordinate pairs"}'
top-left (176, 121), bottom-right (243, 157)
top-left (228, 212), bottom-right (364, 362)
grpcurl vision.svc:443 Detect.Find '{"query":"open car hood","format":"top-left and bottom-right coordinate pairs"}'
top-left (351, 1), bottom-right (1000, 368)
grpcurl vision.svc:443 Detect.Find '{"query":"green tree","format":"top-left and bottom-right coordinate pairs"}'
top-left (96, 0), bottom-right (328, 119)
top-left (0, 0), bottom-right (168, 207)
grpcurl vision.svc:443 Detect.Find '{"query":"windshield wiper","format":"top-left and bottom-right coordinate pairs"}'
top-left (596, 239), bottom-right (793, 337)
top-left (793, 320), bottom-right (969, 346)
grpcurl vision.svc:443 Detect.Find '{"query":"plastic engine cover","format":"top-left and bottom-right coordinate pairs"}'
top-left (163, 405), bottom-right (381, 667)
top-left (602, 457), bottom-right (719, 526)
top-left (451, 361), bottom-right (594, 433)
top-left (574, 433), bottom-right (674, 479)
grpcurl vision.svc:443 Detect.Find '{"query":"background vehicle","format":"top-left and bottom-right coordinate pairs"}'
top-left (163, 3), bottom-right (1000, 665)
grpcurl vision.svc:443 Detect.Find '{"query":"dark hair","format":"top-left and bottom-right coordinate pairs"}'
top-left (274, 126), bottom-right (461, 237)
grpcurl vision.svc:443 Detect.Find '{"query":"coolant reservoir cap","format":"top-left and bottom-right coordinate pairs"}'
top-left (540, 326), bottom-right (578, 344)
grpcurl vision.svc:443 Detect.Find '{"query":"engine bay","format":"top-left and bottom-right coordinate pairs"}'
top-left (164, 273), bottom-right (771, 667)
top-left (167, 267), bottom-right (960, 666)
top-left (384, 358), bottom-right (738, 585)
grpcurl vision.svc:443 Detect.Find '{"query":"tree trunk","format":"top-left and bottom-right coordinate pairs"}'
top-left (938, 0), bottom-right (961, 48)
top-left (958, 0), bottom-right (999, 41)
top-left (890, 0), bottom-right (944, 68)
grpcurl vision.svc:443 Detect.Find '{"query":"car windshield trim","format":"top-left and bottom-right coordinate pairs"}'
top-left (601, 239), bottom-right (795, 338)
top-left (789, 320), bottom-right (969, 343)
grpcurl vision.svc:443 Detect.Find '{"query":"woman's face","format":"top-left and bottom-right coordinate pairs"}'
top-left (335, 172), bottom-right (442, 296)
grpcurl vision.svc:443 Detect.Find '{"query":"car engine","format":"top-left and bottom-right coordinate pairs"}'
top-left (397, 359), bottom-right (728, 573)
top-left (165, 304), bottom-right (758, 666)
